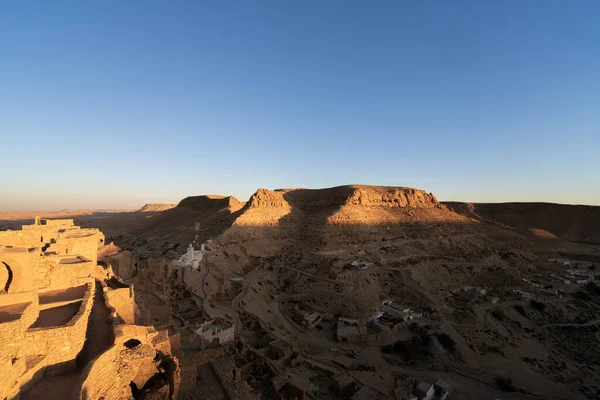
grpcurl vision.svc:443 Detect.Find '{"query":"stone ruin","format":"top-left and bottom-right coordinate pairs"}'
top-left (0, 218), bottom-right (180, 399)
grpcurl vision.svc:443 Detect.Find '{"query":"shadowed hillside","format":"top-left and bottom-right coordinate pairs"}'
top-left (444, 202), bottom-right (600, 245)
top-left (117, 195), bottom-right (246, 258)
top-left (11, 185), bottom-right (597, 399)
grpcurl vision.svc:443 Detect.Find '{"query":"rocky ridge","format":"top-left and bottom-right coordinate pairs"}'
top-left (177, 195), bottom-right (245, 212)
top-left (135, 203), bottom-right (177, 212)
top-left (445, 201), bottom-right (600, 245)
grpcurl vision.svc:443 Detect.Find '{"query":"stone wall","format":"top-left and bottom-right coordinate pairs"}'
top-left (23, 279), bottom-right (94, 374)
top-left (0, 247), bottom-right (39, 295)
top-left (65, 232), bottom-right (103, 265)
top-left (0, 280), bottom-right (92, 399)
top-left (100, 246), bottom-right (137, 280)
top-left (0, 220), bottom-right (122, 399)
top-left (106, 285), bottom-right (137, 324)
top-left (2, 221), bottom-right (104, 264)
top-left (0, 219), bottom-right (102, 294)
top-left (0, 230), bottom-right (48, 248)
top-left (0, 318), bottom-right (29, 398)
top-left (37, 258), bottom-right (94, 291)
top-left (177, 347), bottom-right (227, 396)
top-left (145, 258), bottom-right (172, 281)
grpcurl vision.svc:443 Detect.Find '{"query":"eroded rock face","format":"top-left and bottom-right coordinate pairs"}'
top-left (232, 190), bottom-right (291, 227)
top-left (247, 189), bottom-right (290, 209)
top-left (445, 201), bottom-right (600, 245)
top-left (246, 185), bottom-right (440, 211)
top-left (345, 186), bottom-right (440, 208)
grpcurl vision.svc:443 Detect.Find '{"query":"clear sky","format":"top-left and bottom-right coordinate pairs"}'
top-left (1, 1), bottom-right (599, 210)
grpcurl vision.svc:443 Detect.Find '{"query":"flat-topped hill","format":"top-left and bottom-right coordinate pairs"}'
top-left (177, 195), bottom-right (245, 211)
top-left (444, 201), bottom-right (600, 245)
top-left (233, 185), bottom-right (458, 227)
top-left (97, 185), bottom-right (600, 262)
top-left (261, 185), bottom-right (440, 209)
top-left (135, 203), bottom-right (176, 212)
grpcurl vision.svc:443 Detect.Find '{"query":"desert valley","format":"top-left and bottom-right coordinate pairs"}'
top-left (1, 185), bottom-right (599, 400)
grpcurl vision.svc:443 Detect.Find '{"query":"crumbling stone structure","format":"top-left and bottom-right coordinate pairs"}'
top-left (76, 325), bottom-right (180, 400)
top-left (0, 218), bottom-right (104, 398)
top-left (0, 218), bottom-right (179, 399)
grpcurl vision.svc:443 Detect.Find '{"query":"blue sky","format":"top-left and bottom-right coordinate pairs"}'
top-left (1, 1), bottom-right (599, 210)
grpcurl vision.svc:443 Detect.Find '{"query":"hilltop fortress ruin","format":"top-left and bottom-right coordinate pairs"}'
top-left (0, 218), bottom-right (179, 400)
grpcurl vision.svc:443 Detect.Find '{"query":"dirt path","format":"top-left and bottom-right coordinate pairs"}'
top-left (275, 265), bottom-right (344, 284)
top-left (76, 279), bottom-right (114, 369)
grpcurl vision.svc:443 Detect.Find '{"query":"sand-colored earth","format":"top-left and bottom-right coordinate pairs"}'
top-left (4, 185), bottom-right (600, 399)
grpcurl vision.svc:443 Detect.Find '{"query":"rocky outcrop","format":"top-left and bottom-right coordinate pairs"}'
top-left (266, 185), bottom-right (441, 211)
top-left (177, 195), bottom-right (244, 212)
top-left (246, 189), bottom-right (290, 209)
top-left (344, 185), bottom-right (439, 208)
top-left (228, 185), bottom-right (454, 229)
top-left (135, 204), bottom-right (176, 213)
top-left (233, 190), bottom-right (291, 226)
